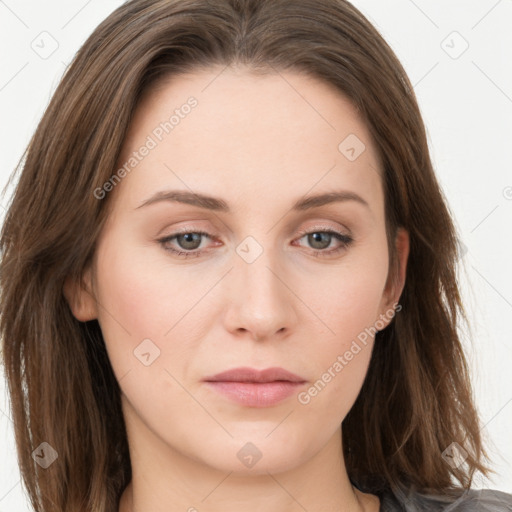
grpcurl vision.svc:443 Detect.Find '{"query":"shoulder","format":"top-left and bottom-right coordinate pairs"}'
top-left (379, 483), bottom-right (512, 511)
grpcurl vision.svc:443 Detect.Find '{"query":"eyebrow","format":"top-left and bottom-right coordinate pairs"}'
top-left (135, 189), bottom-right (370, 212)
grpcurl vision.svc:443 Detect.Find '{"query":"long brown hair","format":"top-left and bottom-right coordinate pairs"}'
top-left (0, 0), bottom-right (492, 510)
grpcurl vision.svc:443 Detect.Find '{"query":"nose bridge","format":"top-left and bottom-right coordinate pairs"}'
top-left (225, 234), bottom-right (295, 338)
top-left (237, 234), bottom-right (287, 306)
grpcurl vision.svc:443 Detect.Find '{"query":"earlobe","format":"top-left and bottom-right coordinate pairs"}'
top-left (63, 267), bottom-right (98, 322)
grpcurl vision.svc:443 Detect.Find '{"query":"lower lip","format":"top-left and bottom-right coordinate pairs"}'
top-left (204, 381), bottom-right (305, 407)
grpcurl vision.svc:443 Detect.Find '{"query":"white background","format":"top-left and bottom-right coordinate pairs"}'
top-left (1, 0), bottom-right (511, 510)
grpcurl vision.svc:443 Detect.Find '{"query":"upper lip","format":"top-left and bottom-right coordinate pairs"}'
top-left (203, 366), bottom-right (306, 383)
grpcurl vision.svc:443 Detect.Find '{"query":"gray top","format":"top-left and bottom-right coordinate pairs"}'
top-left (352, 479), bottom-right (512, 511)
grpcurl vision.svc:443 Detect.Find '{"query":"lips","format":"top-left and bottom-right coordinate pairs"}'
top-left (203, 366), bottom-right (306, 384)
top-left (202, 367), bottom-right (307, 407)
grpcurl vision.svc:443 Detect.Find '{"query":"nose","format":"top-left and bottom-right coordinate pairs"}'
top-left (222, 245), bottom-right (298, 342)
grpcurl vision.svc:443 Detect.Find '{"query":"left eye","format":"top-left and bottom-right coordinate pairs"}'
top-left (157, 229), bottom-right (354, 258)
top-left (296, 230), bottom-right (352, 251)
top-left (158, 230), bottom-right (213, 257)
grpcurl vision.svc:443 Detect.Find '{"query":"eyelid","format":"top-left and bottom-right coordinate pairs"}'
top-left (295, 223), bottom-right (351, 238)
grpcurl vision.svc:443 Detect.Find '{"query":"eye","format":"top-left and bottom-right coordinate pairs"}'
top-left (157, 230), bottom-right (215, 258)
top-left (157, 227), bottom-right (354, 259)
top-left (294, 227), bottom-right (354, 257)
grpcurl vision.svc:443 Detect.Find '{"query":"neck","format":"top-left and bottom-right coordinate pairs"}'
top-left (117, 408), bottom-right (380, 512)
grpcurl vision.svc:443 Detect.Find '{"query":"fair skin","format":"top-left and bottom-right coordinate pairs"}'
top-left (64, 65), bottom-right (409, 512)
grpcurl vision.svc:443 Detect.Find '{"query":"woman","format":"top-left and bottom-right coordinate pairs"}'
top-left (1, 1), bottom-right (511, 511)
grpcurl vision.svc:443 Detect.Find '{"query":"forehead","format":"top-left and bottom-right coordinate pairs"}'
top-left (111, 66), bottom-right (383, 216)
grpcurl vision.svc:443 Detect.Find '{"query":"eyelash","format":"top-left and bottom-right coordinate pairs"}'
top-left (157, 227), bottom-right (354, 259)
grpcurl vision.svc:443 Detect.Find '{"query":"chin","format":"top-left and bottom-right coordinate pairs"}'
top-left (185, 432), bottom-right (311, 476)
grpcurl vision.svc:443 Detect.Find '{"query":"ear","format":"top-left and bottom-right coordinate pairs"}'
top-left (63, 266), bottom-right (98, 322)
top-left (377, 227), bottom-right (409, 327)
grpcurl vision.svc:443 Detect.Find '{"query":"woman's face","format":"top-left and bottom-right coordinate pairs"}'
top-left (66, 66), bottom-right (408, 475)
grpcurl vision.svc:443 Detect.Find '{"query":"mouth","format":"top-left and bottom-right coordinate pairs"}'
top-left (202, 366), bottom-right (307, 407)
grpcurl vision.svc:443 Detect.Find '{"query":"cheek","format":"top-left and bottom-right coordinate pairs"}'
top-left (95, 230), bottom-right (196, 331)
top-left (294, 250), bottom-right (388, 404)
top-left (92, 236), bottom-right (172, 373)
top-left (294, 287), bottom-right (382, 426)
top-left (93, 233), bottom-right (217, 384)
top-left (297, 252), bottom-right (389, 342)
